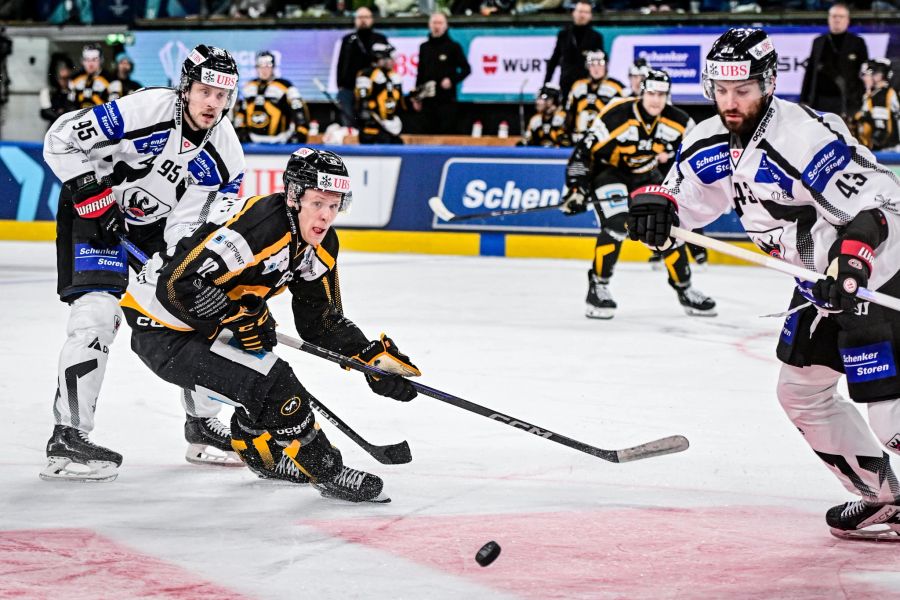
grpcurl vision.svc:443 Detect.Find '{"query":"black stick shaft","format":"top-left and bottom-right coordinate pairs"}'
top-left (275, 333), bottom-right (688, 463)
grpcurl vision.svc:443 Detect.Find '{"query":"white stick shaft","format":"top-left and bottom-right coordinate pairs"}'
top-left (670, 226), bottom-right (900, 313)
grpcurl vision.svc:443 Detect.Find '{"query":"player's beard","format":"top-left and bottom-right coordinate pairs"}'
top-left (717, 95), bottom-right (767, 137)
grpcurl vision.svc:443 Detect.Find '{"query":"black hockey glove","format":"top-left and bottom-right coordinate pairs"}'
top-left (811, 240), bottom-right (874, 311)
top-left (627, 185), bottom-right (679, 249)
top-left (223, 294), bottom-right (277, 352)
top-left (69, 173), bottom-right (124, 247)
top-left (560, 187), bottom-right (589, 216)
top-left (352, 334), bottom-right (421, 402)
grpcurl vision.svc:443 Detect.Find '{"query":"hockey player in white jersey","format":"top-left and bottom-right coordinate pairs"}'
top-left (41, 44), bottom-right (246, 482)
top-left (627, 28), bottom-right (900, 541)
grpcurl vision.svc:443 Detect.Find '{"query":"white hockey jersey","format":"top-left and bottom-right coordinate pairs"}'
top-left (44, 87), bottom-right (246, 249)
top-left (665, 97), bottom-right (900, 289)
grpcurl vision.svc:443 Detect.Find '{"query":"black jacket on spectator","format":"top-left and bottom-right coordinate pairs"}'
top-left (544, 24), bottom-right (605, 99)
top-left (416, 33), bottom-right (471, 102)
top-left (39, 82), bottom-right (77, 125)
top-left (800, 31), bottom-right (869, 118)
top-left (336, 28), bottom-right (389, 91)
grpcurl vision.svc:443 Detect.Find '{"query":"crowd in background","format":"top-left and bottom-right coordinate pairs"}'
top-left (34, 0), bottom-right (900, 151)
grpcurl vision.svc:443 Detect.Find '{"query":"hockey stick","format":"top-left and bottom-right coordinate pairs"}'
top-left (428, 193), bottom-right (613, 223)
top-left (670, 226), bottom-right (900, 313)
top-left (312, 77), bottom-right (398, 136)
top-left (518, 78), bottom-right (529, 134)
top-left (275, 332), bottom-right (689, 463)
top-left (118, 237), bottom-right (411, 465)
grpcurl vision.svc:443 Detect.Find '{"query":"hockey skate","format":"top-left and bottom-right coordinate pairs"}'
top-left (648, 252), bottom-right (664, 271)
top-left (826, 500), bottom-right (900, 542)
top-left (673, 284), bottom-right (717, 317)
top-left (314, 465), bottom-right (390, 504)
top-left (586, 270), bottom-right (616, 319)
top-left (184, 415), bottom-right (244, 467)
top-left (40, 425), bottom-right (122, 482)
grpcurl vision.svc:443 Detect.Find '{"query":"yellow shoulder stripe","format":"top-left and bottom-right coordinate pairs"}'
top-left (315, 244), bottom-right (336, 270)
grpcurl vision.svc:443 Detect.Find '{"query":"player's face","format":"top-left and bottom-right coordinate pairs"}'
top-left (862, 71), bottom-right (874, 92)
top-left (257, 64), bottom-right (274, 81)
top-left (83, 56), bottom-right (100, 75)
top-left (536, 97), bottom-right (552, 113)
top-left (298, 189), bottom-right (341, 247)
top-left (642, 90), bottom-right (667, 116)
top-left (713, 79), bottom-right (767, 136)
top-left (588, 61), bottom-right (606, 80)
top-left (186, 82), bottom-right (230, 130)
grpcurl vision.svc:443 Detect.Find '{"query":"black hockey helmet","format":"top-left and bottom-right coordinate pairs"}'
top-left (584, 50), bottom-right (607, 67)
top-left (629, 57), bottom-right (650, 78)
top-left (283, 148), bottom-right (353, 213)
top-left (537, 84), bottom-right (562, 106)
top-left (371, 42), bottom-right (396, 62)
top-left (179, 44), bottom-right (239, 108)
top-left (256, 50), bottom-right (276, 68)
top-left (641, 68), bottom-right (671, 95)
top-left (862, 58), bottom-right (893, 81)
top-left (702, 28), bottom-right (777, 100)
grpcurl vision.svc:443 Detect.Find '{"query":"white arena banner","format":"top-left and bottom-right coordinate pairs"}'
top-left (327, 36), bottom-right (426, 95)
top-left (240, 154), bottom-right (401, 228)
top-left (609, 32), bottom-right (890, 101)
top-left (461, 35), bottom-right (559, 96)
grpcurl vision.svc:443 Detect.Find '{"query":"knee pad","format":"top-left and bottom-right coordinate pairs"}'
top-left (776, 364), bottom-right (842, 417)
top-left (68, 292), bottom-right (123, 347)
top-left (867, 399), bottom-right (900, 454)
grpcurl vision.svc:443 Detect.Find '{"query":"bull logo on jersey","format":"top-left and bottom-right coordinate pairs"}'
top-left (122, 187), bottom-right (173, 223)
top-left (747, 226), bottom-right (785, 258)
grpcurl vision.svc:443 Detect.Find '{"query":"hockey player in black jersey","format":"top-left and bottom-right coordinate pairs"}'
top-left (628, 28), bottom-right (900, 541)
top-left (518, 85), bottom-right (571, 148)
top-left (233, 51), bottom-right (311, 145)
top-left (852, 58), bottom-right (900, 151)
top-left (69, 44), bottom-right (111, 109)
top-left (122, 148), bottom-right (419, 503)
top-left (42, 44), bottom-right (246, 482)
top-left (564, 50), bottom-right (624, 142)
top-left (355, 43), bottom-right (405, 145)
top-left (560, 69), bottom-right (716, 319)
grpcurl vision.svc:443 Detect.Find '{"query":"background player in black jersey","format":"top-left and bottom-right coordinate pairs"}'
top-left (852, 58), bottom-right (899, 151)
top-left (564, 50), bottom-right (624, 142)
top-left (355, 43), bottom-right (405, 145)
top-left (69, 43), bottom-right (111, 109)
top-left (560, 69), bottom-right (716, 319)
top-left (234, 51), bottom-right (311, 145)
top-left (518, 84), bottom-right (570, 148)
top-left (123, 148), bottom-right (420, 503)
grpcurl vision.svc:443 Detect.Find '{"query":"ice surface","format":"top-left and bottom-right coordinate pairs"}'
top-left (1, 240), bottom-right (898, 599)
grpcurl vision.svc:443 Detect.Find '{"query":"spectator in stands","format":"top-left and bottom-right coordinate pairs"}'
top-left (356, 43), bottom-right (405, 145)
top-left (108, 53), bottom-right (142, 102)
top-left (800, 2), bottom-right (868, 121)
top-left (544, 1), bottom-right (605, 100)
top-left (39, 56), bottom-right (77, 127)
top-left (412, 12), bottom-right (471, 135)
top-left (518, 84), bottom-right (571, 148)
top-left (69, 43), bottom-right (111, 109)
top-left (336, 7), bottom-right (388, 127)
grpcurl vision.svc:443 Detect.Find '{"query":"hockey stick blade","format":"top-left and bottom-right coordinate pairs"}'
top-left (276, 332), bottom-right (689, 464)
top-left (306, 396), bottom-right (411, 465)
top-left (428, 196), bottom-right (457, 221)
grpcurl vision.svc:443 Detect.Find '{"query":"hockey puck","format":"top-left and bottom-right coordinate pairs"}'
top-left (475, 541), bottom-right (501, 567)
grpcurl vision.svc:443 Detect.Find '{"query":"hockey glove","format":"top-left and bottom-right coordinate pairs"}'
top-left (811, 240), bottom-right (874, 311)
top-left (69, 173), bottom-right (124, 247)
top-left (352, 334), bottom-right (421, 402)
top-left (223, 294), bottom-right (278, 352)
top-left (560, 187), bottom-right (589, 215)
top-left (626, 185), bottom-right (679, 250)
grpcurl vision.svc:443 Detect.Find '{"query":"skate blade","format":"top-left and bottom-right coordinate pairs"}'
top-left (830, 524), bottom-right (900, 543)
top-left (39, 456), bottom-right (118, 482)
top-left (649, 262), bottom-right (665, 272)
top-left (683, 306), bottom-right (717, 317)
top-left (314, 484), bottom-right (391, 504)
top-left (185, 444), bottom-right (245, 467)
top-left (585, 305), bottom-right (615, 319)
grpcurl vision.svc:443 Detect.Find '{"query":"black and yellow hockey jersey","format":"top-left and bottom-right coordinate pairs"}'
top-left (69, 71), bottom-right (112, 109)
top-left (355, 67), bottom-right (404, 138)
top-left (122, 193), bottom-right (368, 355)
top-left (564, 76), bottom-right (625, 139)
top-left (234, 78), bottom-right (310, 144)
top-left (567, 97), bottom-right (693, 189)
top-left (853, 85), bottom-right (900, 151)
top-left (520, 109), bottom-right (572, 148)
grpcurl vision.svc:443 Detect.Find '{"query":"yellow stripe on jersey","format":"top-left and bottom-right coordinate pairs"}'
top-left (658, 117), bottom-right (687, 134)
top-left (213, 231), bottom-right (292, 286)
top-left (315, 244), bottom-right (336, 270)
top-left (591, 120), bottom-right (635, 154)
top-left (119, 291), bottom-right (193, 331)
top-left (225, 195), bottom-right (266, 227)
